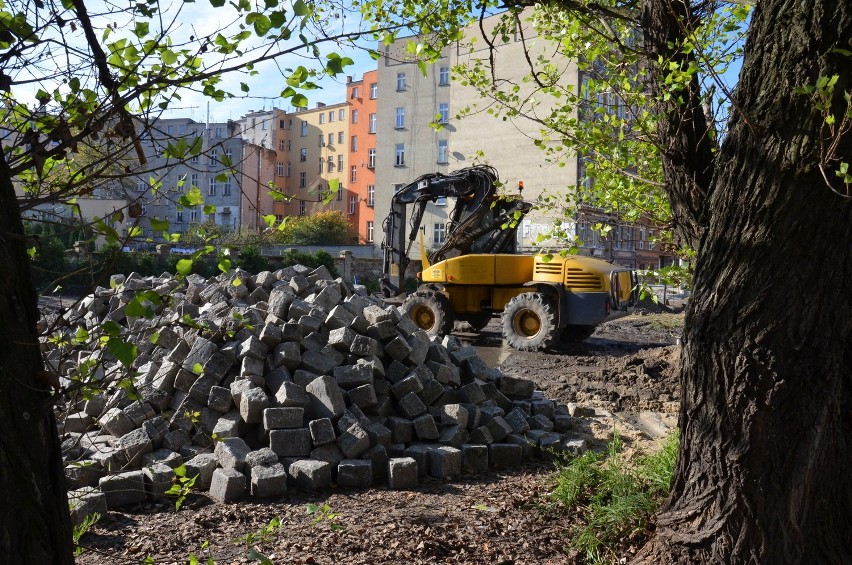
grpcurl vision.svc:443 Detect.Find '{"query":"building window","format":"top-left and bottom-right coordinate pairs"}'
top-left (366, 220), bottom-right (374, 242)
top-left (223, 149), bottom-right (232, 165)
top-left (396, 72), bottom-right (406, 91)
top-left (439, 66), bottom-right (450, 86)
top-left (328, 155), bottom-right (335, 172)
top-left (328, 110), bottom-right (335, 123)
top-left (433, 223), bottom-right (446, 244)
top-left (338, 131), bottom-right (344, 144)
top-left (337, 187), bottom-right (343, 201)
top-left (349, 195), bottom-right (357, 215)
top-left (438, 103), bottom-right (449, 124)
top-left (299, 200), bottom-right (306, 215)
top-left (367, 185), bottom-right (375, 207)
top-left (208, 178), bottom-right (216, 196)
top-left (222, 177), bottom-right (231, 196)
top-left (351, 86), bottom-right (360, 98)
top-left (190, 207), bottom-right (198, 223)
top-left (286, 162), bottom-right (292, 177)
top-left (319, 113), bottom-right (325, 124)
top-left (328, 132), bottom-right (334, 146)
top-left (191, 153), bottom-right (199, 163)
top-left (339, 109), bottom-right (345, 121)
top-left (435, 196), bottom-right (447, 206)
top-left (300, 120), bottom-right (308, 136)
top-left (393, 183), bottom-right (404, 193)
top-left (319, 134), bottom-right (325, 147)
top-left (209, 149), bottom-right (218, 166)
top-left (276, 162), bottom-right (285, 176)
top-left (190, 173), bottom-right (198, 189)
top-left (351, 135), bottom-right (358, 152)
top-left (136, 180), bottom-right (146, 192)
top-left (279, 139), bottom-right (287, 151)
top-left (368, 148), bottom-right (376, 168)
top-left (176, 211), bottom-right (184, 223)
top-left (395, 107), bottom-right (405, 129)
top-left (352, 109), bottom-right (359, 124)
top-left (350, 165), bottom-right (357, 183)
top-left (369, 82), bottom-right (377, 99)
top-left (318, 158), bottom-right (324, 174)
top-left (437, 139), bottom-right (448, 164)
top-left (369, 113), bottom-right (377, 134)
top-left (300, 148), bottom-right (307, 162)
top-left (338, 154), bottom-right (343, 171)
top-left (214, 127), bottom-right (223, 138)
top-left (395, 143), bottom-right (405, 167)
top-left (140, 204), bottom-right (147, 216)
top-left (299, 172), bottom-right (306, 188)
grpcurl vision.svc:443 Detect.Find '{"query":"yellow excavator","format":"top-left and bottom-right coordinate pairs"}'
top-left (380, 165), bottom-right (636, 351)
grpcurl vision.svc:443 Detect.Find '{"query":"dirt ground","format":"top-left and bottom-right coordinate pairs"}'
top-left (73, 308), bottom-right (684, 565)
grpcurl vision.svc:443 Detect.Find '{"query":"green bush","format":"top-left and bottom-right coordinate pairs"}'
top-left (236, 246), bottom-right (271, 273)
top-left (551, 430), bottom-right (679, 564)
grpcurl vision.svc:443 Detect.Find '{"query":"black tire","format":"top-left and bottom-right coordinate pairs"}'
top-left (560, 324), bottom-right (597, 342)
top-left (501, 292), bottom-right (558, 351)
top-left (401, 291), bottom-right (455, 337)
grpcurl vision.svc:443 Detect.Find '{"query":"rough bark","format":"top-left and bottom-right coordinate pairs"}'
top-left (0, 154), bottom-right (74, 563)
top-left (637, 0), bottom-right (852, 562)
top-left (640, 0), bottom-right (715, 251)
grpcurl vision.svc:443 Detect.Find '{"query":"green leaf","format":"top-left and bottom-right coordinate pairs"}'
top-left (203, 204), bottom-right (217, 215)
top-left (263, 214), bottom-right (277, 228)
top-left (218, 258), bottom-right (232, 273)
top-left (176, 259), bottom-right (193, 276)
top-left (209, 0), bottom-right (225, 6)
top-left (27, 246), bottom-right (37, 259)
top-left (107, 337), bottom-right (138, 367)
top-left (149, 331), bottom-right (160, 345)
top-left (293, 0), bottom-right (309, 16)
top-left (232, 277), bottom-right (243, 287)
top-left (102, 321), bottom-right (122, 337)
top-left (192, 362), bottom-right (203, 374)
top-left (291, 93), bottom-right (308, 108)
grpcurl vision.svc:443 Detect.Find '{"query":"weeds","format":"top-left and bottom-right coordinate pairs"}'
top-left (305, 503), bottom-right (345, 531)
top-left (233, 516), bottom-right (284, 546)
top-left (551, 430), bottom-right (679, 564)
top-left (165, 464), bottom-right (198, 511)
top-left (72, 512), bottom-right (101, 556)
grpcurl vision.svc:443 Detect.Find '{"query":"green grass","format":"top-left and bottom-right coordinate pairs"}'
top-left (647, 313), bottom-right (685, 331)
top-left (551, 430), bottom-right (680, 564)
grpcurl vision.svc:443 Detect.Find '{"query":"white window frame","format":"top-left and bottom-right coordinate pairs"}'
top-left (367, 185), bottom-right (375, 207)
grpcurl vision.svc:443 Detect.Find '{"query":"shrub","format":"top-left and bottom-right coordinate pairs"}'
top-left (270, 211), bottom-right (358, 245)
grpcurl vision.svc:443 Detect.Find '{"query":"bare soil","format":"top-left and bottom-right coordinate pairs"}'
top-left (73, 309), bottom-right (684, 565)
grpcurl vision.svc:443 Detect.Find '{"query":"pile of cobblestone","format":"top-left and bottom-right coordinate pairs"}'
top-left (49, 265), bottom-right (587, 524)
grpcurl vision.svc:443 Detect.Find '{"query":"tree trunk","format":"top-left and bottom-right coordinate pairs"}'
top-left (638, 0), bottom-right (852, 562)
top-left (640, 0), bottom-right (715, 250)
top-left (0, 155), bottom-right (74, 563)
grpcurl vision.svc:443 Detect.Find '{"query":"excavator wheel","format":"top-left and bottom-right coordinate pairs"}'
top-left (401, 291), bottom-right (455, 337)
top-left (501, 292), bottom-right (558, 351)
top-left (560, 324), bottom-right (597, 342)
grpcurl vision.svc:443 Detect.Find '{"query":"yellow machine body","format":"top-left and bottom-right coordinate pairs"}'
top-left (419, 253), bottom-right (634, 319)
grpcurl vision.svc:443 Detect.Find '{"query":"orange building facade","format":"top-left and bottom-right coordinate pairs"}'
top-left (346, 71), bottom-right (378, 244)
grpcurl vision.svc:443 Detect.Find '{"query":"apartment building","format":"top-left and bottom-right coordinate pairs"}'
top-left (370, 11), bottom-right (673, 268)
top-left (237, 109), bottom-right (284, 230)
top-left (133, 118), bottom-right (243, 237)
top-left (346, 71), bottom-right (379, 243)
top-left (283, 102), bottom-right (351, 219)
top-left (374, 41), bottom-right (454, 255)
